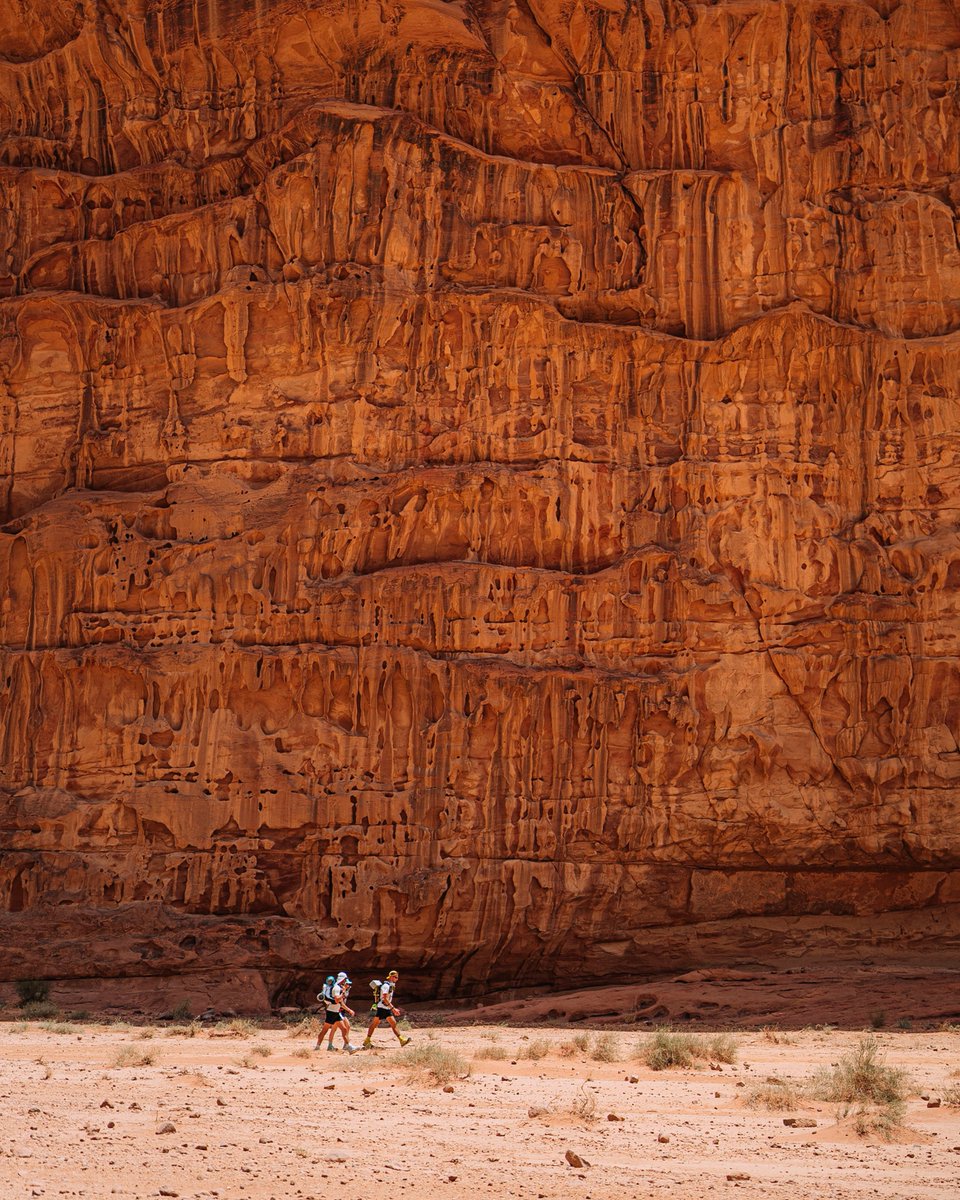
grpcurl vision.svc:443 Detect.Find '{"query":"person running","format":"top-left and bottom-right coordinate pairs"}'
top-left (325, 972), bottom-right (355, 1051)
top-left (314, 973), bottom-right (358, 1053)
top-left (362, 970), bottom-right (410, 1048)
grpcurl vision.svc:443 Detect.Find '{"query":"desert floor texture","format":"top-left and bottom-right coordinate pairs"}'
top-left (0, 1014), bottom-right (958, 1200)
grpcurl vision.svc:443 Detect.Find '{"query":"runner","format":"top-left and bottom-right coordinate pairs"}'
top-left (314, 972), bottom-right (358, 1053)
top-left (326, 972), bottom-right (355, 1051)
top-left (362, 970), bottom-right (410, 1049)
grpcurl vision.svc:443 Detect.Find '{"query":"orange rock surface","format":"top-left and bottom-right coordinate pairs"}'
top-left (2, 0), bottom-right (960, 1007)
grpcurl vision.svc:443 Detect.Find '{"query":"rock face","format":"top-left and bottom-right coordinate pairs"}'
top-left (2, 0), bottom-right (960, 1008)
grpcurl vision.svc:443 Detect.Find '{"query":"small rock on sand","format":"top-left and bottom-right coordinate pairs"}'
top-left (783, 1118), bottom-right (817, 1128)
top-left (156, 1123), bottom-right (176, 1135)
top-left (657, 1135), bottom-right (670, 1144)
top-left (564, 1150), bottom-right (584, 1168)
top-left (727, 1174), bottom-right (750, 1182)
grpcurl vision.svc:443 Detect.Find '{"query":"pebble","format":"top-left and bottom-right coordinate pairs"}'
top-left (657, 1135), bottom-right (670, 1144)
top-left (156, 1123), bottom-right (176, 1135)
top-left (564, 1150), bottom-right (584, 1168)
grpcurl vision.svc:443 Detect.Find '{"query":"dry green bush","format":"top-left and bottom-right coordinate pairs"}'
top-left (810, 1038), bottom-right (908, 1141)
top-left (810, 1038), bottom-right (907, 1106)
top-left (591, 1033), bottom-right (620, 1063)
top-left (745, 1078), bottom-right (801, 1111)
top-left (570, 1083), bottom-right (598, 1121)
top-left (520, 1038), bottom-right (550, 1061)
top-left (218, 1017), bottom-right (259, 1038)
top-left (113, 1046), bottom-right (156, 1068)
top-left (475, 1040), bottom-right (508, 1061)
top-left (404, 1043), bottom-right (470, 1086)
top-left (708, 1033), bottom-right (739, 1064)
top-left (641, 1029), bottom-right (738, 1070)
top-left (286, 1016), bottom-right (319, 1039)
top-left (848, 1100), bottom-right (907, 1140)
top-left (20, 1001), bottom-right (58, 1019)
top-left (38, 1021), bottom-right (76, 1036)
top-left (761, 1026), bottom-right (794, 1045)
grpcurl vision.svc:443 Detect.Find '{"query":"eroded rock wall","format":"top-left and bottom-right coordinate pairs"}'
top-left (2, 0), bottom-right (960, 1005)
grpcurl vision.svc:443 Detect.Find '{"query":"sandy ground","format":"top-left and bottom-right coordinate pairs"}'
top-left (0, 1017), bottom-right (958, 1200)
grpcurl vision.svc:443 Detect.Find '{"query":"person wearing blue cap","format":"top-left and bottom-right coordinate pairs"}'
top-left (314, 971), bottom-right (358, 1053)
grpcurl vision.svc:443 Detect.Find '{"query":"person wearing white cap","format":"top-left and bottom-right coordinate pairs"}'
top-left (314, 971), bottom-right (358, 1053)
top-left (325, 972), bottom-right (356, 1051)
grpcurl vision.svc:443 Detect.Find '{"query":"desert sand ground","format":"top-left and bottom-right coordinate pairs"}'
top-left (0, 1013), bottom-right (958, 1200)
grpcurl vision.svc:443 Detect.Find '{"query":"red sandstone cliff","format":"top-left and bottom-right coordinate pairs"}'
top-left (1, 0), bottom-right (960, 1010)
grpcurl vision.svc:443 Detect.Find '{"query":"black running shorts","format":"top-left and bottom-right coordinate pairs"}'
top-left (325, 1011), bottom-right (343, 1024)
top-left (375, 1006), bottom-right (394, 1020)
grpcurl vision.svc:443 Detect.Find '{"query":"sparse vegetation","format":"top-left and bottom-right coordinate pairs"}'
top-left (113, 1046), bottom-right (156, 1068)
top-left (38, 1021), bottom-right (76, 1036)
top-left (570, 1083), bottom-right (598, 1121)
top-left (870, 1011), bottom-right (887, 1030)
top-left (640, 1029), bottom-right (739, 1070)
top-left (219, 1017), bottom-right (259, 1038)
top-left (708, 1033), bottom-right (738, 1064)
top-left (810, 1037), bottom-right (908, 1140)
top-left (250, 1042), bottom-right (272, 1058)
top-left (571, 1032), bottom-right (590, 1053)
top-left (520, 1038), bottom-right (550, 1061)
top-left (590, 1032), bottom-right (620, 1063)
top-left (285, 1015), bottom-right (318, 1038)
top-left (292, 1048), bottom-right (311, 1060)
top-left (20, 1001), bottom-right (58, 1019)
top-left (404, 1042), bottom-right (470, 1086)
top-left (745, 1078), bottom-right (801, 1111)
top-left (896, 1018), bottom-right (913, 1031)
top-left (761, 1026), bottom-right (794, 1045)
top-left (16, 980), bottom-right (50, 1006)
top-left (848, 1100), bottom-right (907, 1141)
top-left (941, 1083), bottom-right (960, 1107)
top-left (475, 1039), bottom-right (508, 1061)
top-left (810, 1037), bottom-right (907, 1106)
top-left (169, 1000), bottom-right (192, 1022)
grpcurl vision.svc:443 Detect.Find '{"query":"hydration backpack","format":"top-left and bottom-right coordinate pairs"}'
top-left (318, 975), bottom-right (336, 1005)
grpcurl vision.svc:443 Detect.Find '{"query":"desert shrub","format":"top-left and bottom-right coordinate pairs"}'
top-left (521, 1038), bottom-right (550, 1061)
top-left (761, 1026), bottom-right (794, 1045)
top-left (251, 1042), bottom-right (272, 1058)
top-left (404, 1043), bottom-right (470, 1086)
top-left (810, 1037), bottom-right (907, 1106)
top-left (896, 1018), bottom-right (913, 1031)
top-left (20, 1001), bottom-right (58, 1019)
top-left (16, 980), bottom-right (49, 1006)
top-left (848, 1100), bottom-right (906, 1140)
top-left (642, 1030), bottom-right (703, 1070)
top-left (286, 1015), bottom-right (319, 1039)
top-left (708, 1033), bottom-right (739, 1064)
top-left (641, 1029), bottom-right (738, 1070)
top-left (219, 1017), bottom-right (258, 1038)
top-left (113, 1046), bottom-right (155, 1068)
top-left (591, 1033), bottom-right (620, 1063)
top-left (745, 1078), bottom-right (800, 1111)
top-left (38, 1021), bottom-right (76, 1036)
top-left (572, 1032), bottom-right (590, 1052)
top-left (475, 1040), bottom-right (508, 1061)
top-left (942, 1083), bottom-right (960, 1107)
top-left (570, 1083), bottom-right (597, 1120)
top-left (869, 1011), bottom-right (887, 1030)
top-left (292, 1048), bottom-right (311, 1060)
top-left (169, 1000), bottom-right (192, 1022)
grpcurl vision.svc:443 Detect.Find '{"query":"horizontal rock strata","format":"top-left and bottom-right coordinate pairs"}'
top-left (1, 0), bottom-right (960, 1004)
